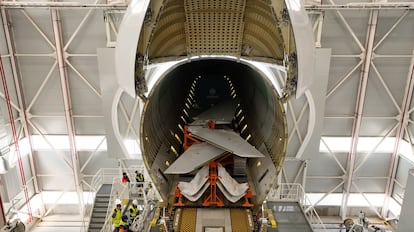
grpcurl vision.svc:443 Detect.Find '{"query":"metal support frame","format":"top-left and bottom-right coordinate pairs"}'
top-left (305, 0), bottom-right (414, 219)
top-left (104, 10), bottom-right (123, 47)
top-left (0, 0), bottom-right (135, 224)
top-left (317, 2), bottom-right (413, 218)
top-left (0, 8), bottom-right (45, 222)
top-left (280, 159), bottom-right (309, 197)
top-left (319, 4), bottom-right (412, 216)
top-left (309, 11), bottom-right (324, 48)
top-left (326, 60), bottom-right (363, 98)
top-left (287, 102), bottom-right (307, 145)
top-left (1, 9), bottom-right (40, 194)
top-left (353, 125), bottom-right (399, 173)
top-left (80, 137), bottom-right (106, 173)
top-left (340, 8), bottom-right (379, 219)
top-left (0, 1), bottom-right (128, 9)
top-left (382, 51), bottom-right (414, 216)
top-left (119, 98), bottom-right (140, 140)
top-left (305, 2), bottom-right (414, 10)
top-left (320, 138), bottom-right (347, 174)
top-left (352, 182), bottom-right (383, 218)
top-left (0, 40), bottom-right (34, 224)
top-left (51, 8), bottom-right (84, 216)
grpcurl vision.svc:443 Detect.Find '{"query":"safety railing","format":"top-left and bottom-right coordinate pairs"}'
top-left (83, 167), bottom-right (144, 231)
top-left (81, 168), bottom-right (121, 232)
top-left (100, 179), bottom-right (159, 232)
top-left (98, 165), bottom-right (158, 232)
top-left (267, 183), bottom-right (305, 203)
top-left (266, 183), bottom-right (327, 231)
top-left (100, 177), bottom-right (129, 232)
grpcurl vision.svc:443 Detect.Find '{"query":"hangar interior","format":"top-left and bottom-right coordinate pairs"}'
top-left (0, 0), bottom-right (413, 231)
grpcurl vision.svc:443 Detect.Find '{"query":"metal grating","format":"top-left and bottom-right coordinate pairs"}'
top-left (180, 208), bottom-right (197, 232)
top-left (184, 0), bottom-right (246, 56)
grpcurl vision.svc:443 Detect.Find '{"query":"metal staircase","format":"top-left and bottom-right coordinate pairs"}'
top-left (266, 183), bottom-right (327, 231)
top-left (88, 184), bottom-right (112, 232)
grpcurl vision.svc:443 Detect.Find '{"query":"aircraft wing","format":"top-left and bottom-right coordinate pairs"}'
top-left (188, 126), bottom-right (264, 158)
top-left (191, 100), bottom-right (237, 125)
top-left (164, 142), bottom-right (227, 174)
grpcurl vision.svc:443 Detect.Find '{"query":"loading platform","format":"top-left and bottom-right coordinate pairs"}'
top-left (174, 207), bottom-right (254, 232)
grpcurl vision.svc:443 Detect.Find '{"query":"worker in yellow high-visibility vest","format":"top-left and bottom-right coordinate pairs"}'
top-left (135, 171), bottom-right (144, 188)
top-left (129, 200), bottom-right (139, 219)
top-left (111, 204), bottom-right (123, 232)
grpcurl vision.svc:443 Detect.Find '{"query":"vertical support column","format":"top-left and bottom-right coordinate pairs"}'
top-left (397, 169), bottom-right (414, 232)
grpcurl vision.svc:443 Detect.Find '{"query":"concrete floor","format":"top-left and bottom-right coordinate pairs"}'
top-left (27, 215), bottom-right (84, 232)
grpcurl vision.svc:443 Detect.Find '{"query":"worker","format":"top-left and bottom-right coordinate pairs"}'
top-left (359, 210), bottom-right (365, 225)
top-left (119, 224), bottom-right (128, 232)
top-left (135, 171), bottom-right (144, 188)
top-left (129, 199), bottom-right (139, 219)
top-left (146, 182), bottom-right (155, 200)
top-left (121, 172), bottom-right (131, 187)
top-left (111, 204), bottom-right (123, 232)
top-left (121, 215), bottom-right (129, 231)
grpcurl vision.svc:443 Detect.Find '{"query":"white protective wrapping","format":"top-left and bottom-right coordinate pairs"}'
top-left (217, 182), bottom-right (245, 203)
top-left (178, 166), bottom-right (209, 201)
top-left (177, 164), bottom-right (249, 203)
top-left (184, 182), bottom-right (210, 202)
top-left (217, 164), bottom-right (249, 202)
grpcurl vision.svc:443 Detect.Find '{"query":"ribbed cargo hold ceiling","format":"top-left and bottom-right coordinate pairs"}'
top-left (184, 0), bottom-right (246, 55)
top-left (141, 59), bottom-right (287, 201)
top-left (144, 0), bottom-right (290, 62)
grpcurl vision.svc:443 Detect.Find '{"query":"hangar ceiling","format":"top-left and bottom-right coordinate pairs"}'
top-left (0, 0), bottom-right (412, 225)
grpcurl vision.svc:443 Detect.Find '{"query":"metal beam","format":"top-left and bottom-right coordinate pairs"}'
top-left (328, 0), bottom-right (364, 51)
top-left (21, 10), bottom-right (55, 48)
top-left (1, 8), bottom-right (41, 194)
top-left (308, 180), bottom-right (344, 209)
top-left (63, 3), bottom-right (97, 51)
top-left (305, 2), bottom-right (414, 10)
top-left (65, 60), bottom-right (102, 98)
top-left (122, 97), bottom-right (140, 139)
top-left (0, 22), bottom-right (34, 225)
top-left (371, 63), bottom-right (402, 113)
top-left (320, 138), bottom-right (346, 174)
top-left (353, 124), bottom-right (398, 173)
top-left (326, 60), bottom-right (363, 98)
top-left (51, 8), bottom-right (84, 216)
top-left (382, 50), bottom-right (414, 217)
top-left (80, 137), bottom-right (106, 172)
top-left (352, 182), bottom-right (383, 218)
top-left (287, 101), bottom-right (306, 144)
top-left (0, 1), bottom-right (127, 9)
top-left (373, 10), bottom-right (410, 51)
top-left (26, 62), bottom-right (58, 112)
top-left (340, 8), bottom-right (378, 220)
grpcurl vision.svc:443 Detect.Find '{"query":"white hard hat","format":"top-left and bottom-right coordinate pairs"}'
top-left (132, 199), bottom-right (138, 205)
